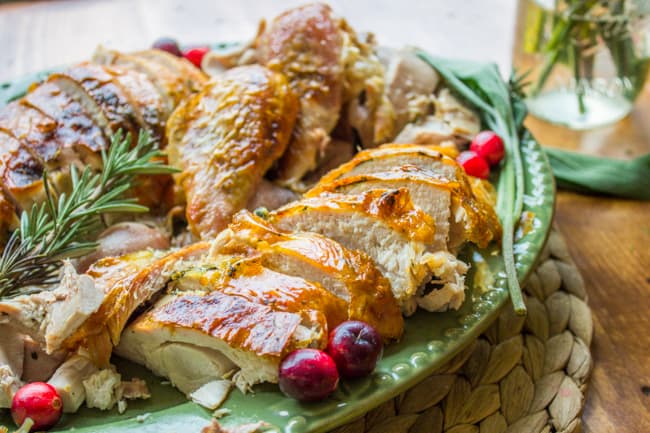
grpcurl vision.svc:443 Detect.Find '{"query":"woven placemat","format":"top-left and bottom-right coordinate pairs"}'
top-left (329, 227), bottom-right (593, 433)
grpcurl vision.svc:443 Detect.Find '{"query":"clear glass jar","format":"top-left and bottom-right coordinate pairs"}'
top-left (513, 0), bottom-right (650, 130)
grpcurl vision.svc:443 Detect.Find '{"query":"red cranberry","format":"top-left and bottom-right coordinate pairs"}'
top-left (183, 47), bottom-right (210, 69)
top-left (11, 382), bottom-right (62, 431)
top-left (152, 37), bottom-right (182, 57)
top-left (456, 150), bottom-right (490, 179)
top-left (278, 349), bottom-right (339, 401)
top-left (326, 321), bottom-right (383, 378)
top-left (470, 131), bottom-right (505, 166)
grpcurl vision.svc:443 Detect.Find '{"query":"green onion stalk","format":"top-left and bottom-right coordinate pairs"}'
top-left (417, 53), bottom-right (529, 315)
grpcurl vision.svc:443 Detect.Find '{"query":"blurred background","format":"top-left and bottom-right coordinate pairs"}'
top-left (1, 0), bottom-right (648, 160)
top-left (0, 0), bottom-right (516, 81)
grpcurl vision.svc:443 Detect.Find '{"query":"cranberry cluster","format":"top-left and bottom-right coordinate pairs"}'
top-left (456, 131), bottom-right (505, 179)
top-left (279, 321), bottom-right (383, 402)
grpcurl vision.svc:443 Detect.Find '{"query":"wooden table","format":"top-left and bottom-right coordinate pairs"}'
top-left (0, 1), bottom-right (648, 432)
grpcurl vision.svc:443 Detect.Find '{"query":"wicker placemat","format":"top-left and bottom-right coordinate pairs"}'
top-left (330, 228), bottom-right (593, 433)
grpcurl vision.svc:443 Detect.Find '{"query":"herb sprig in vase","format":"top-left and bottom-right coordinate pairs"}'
top-left (514, 0), bottom-right (650, 129)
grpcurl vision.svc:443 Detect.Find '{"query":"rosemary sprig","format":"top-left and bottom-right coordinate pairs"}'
top-left (0, 130), bottom-right (178, 299)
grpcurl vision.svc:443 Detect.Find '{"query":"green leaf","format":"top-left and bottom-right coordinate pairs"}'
top-left (545, 148), bottom-right (650, 200)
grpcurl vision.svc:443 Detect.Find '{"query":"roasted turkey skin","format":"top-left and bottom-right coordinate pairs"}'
top-left (0, 49), bottom-right (206, 223)
top-left (268, 188), bottom-right (439, 314)
top-left (166, 65), bottom-right (299, 239)
top-left (212, 210), bottom-right (404, 341)
top-left (256, 3), bottom-right (345, 187)
top-left (61, 242), bottom-right (211, 366)
top-left (314, 143), bottom-right (502, 249)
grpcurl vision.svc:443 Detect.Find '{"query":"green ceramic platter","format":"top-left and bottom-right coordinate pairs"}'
top-left (0, 58), bottom-right (555, 433)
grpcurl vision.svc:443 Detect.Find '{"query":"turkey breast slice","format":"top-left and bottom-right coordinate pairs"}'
top-left (116, 289), bottom-right (325, 393)
top-left (315, 143), bottom-right (501, 251)
top-left (305, 179), bottom-right (470, 313)
top-left (99, 63), bottom-right (169, 145)
top-left (118, 253), bottom-right (337, 394)
top-left (61, 242), bottom-right (210, 367)
top-left (93, 47), bottom-right (179, 112)
top-left (23, 82), bottom-right (108, 169)
top-left (0, 102), bottom-right (79, 208)
top-left (306, 167), bottom-right (454, 252)
top-left (318, 143), bottom-right (459, 185)
top-left (268, 188), bottom-right (443, 315)
top-left (58, 62), bottom-right (168, 145)
top-left (0, 144), bottom-right (45, 213)
top-left (169, 254), bottom-right (347, 333)
top-left (133, 49), bottom-right (207, 94)
top-left (211, 210), bottom-right (404, 340)
top-left (49, 64), bottom-right (141, 139)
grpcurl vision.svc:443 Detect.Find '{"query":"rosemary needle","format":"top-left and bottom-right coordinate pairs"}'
top-left (0, 130), bottom-right (178, 299)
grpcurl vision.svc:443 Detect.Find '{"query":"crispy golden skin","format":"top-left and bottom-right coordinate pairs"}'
top-left (23, 82), bottom-right (108, 168)
top-left (63, 242), bottom-right (210, 366)
top-left (166, 65), bottom-right (298, 239)
top-left (173, 255), bottom-right (347, 333)
top-left (314, 143), bottom-right (502, 248)
top-left (148, 291), bottom-right (312, 359)
top-left (93, 48), bottom-right (198, 112)
top-left (257, 3), bottom-right (344, 186)
top-left (274, 188), bottom-right (437, 245)
top-left (317, 143), bottom-right (458, 185)
top-left (213, 210), bottom-right (404, 341)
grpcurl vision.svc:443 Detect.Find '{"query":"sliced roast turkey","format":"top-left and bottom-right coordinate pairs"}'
top-left (116, 257), bottom-right (337, 392)
top-left (267, 188), bottom-right (449, 315)
top-left (313, 143), bottom-right (501, 251)
top-left (211, 210), bottom-right (404, 340)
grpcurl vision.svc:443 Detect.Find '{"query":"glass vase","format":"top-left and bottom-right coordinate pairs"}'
top-left (513, 0), bottom-right (650, 130)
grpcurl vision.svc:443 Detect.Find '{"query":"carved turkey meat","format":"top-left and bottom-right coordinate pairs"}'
top-left (0, 3), bottom-right (507, 416)
top-left (166, 65), bottom-right (298, 239)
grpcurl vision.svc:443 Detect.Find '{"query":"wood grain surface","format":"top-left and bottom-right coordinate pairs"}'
top-left (0, 1), bottom-right (648, 432)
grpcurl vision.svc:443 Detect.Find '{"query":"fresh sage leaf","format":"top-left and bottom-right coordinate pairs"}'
top-left (545, 148), bottom-right (650, 200)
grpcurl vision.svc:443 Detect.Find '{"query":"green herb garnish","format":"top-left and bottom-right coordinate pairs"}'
top-left (527, 0), bottom-right (649, 111)
top-left (545, 148), bottom-right (650, 200)
top-left (0, 130), bottom-right (178, 299)
top-left (417, 52), bottom-right (529, 315)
